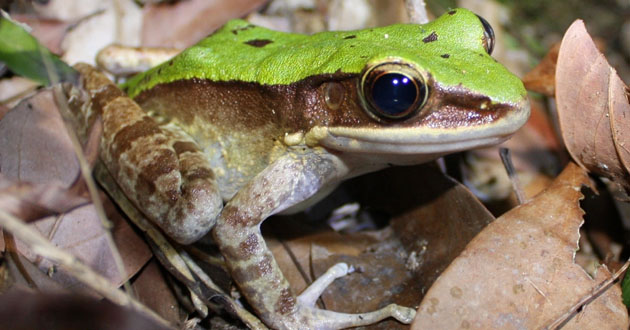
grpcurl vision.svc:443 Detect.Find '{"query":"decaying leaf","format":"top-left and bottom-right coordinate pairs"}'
top-left (0, 290), bottom-right (170, 330)
top-left (522, 43), bottom-right (559, 97)
top-left (556, 20), bottom-right (630, 192)
top-left (0, 88), bottom-right (151, 290)
top-left (0, 177), bottom-right (88, 222)
top-left (270, 164), bottom-right (497, 330)
top-left (0, 90), bottom-right (79, 185)
top-left (141, 0), bottom-right (268, 48)
top-left (412, 163), bottom-right (629, 329)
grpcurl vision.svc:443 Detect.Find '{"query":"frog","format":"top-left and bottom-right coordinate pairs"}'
top-left (74, 8), bottom-right (529, 329)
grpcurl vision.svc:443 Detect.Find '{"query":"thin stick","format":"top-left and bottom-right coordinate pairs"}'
top-left (404, 0), bottom-right (429, 24)
top-left (0, 209), bottom-right (173, 329)
top-left (54, 80), bottom-right (132, 296)
top-left (499, 148), bottom-right (527, 204)
top-left (545, 259), bottom-right (630, 329)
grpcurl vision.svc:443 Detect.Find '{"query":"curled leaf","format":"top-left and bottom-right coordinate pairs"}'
top-left (412, 163), bottom-right (628, 329)
top-left (556, 20), bottom-right (630, 192)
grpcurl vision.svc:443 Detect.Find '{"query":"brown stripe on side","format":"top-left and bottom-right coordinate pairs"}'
top-left (133, 72), bottom-right (518, 146)
top-left (418, 81), bottom-right (515, 129)
top-left (132, 73), bottom-right (378, 135)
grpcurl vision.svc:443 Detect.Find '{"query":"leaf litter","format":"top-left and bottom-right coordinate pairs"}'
top-left (1, 1), bottom-right (630, 329)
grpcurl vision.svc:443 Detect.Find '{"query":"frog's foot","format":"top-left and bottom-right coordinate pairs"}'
top-left (294, 262), bottom-right (416, 329)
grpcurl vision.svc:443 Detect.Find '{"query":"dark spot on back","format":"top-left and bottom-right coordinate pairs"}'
top-left (448, 10), bottom-right (457, 15)
top-left (441, 54), bottom-right (450, 58)
top-left (232, 24), bottom-right (256, 35)
top-left (168, 60), bottom-right (174, 66)
top-left (423, 31), bottom-right (438, 43)
top-left (343, 35), bottom-right (356, 39)
top-left (244, 39), bottom-right (273, 48)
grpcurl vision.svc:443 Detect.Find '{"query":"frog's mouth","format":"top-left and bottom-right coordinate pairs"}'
top-left (314, 98), bottom-right (530, 155)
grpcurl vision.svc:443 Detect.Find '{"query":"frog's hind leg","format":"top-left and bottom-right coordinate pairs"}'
top-left (213, 152), bottom-right (415, 329)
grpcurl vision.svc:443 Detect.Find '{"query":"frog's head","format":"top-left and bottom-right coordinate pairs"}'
top-left (300, 8), bottom-right (529, 163)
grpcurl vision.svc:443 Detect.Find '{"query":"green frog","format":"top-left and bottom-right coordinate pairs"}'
top-left (76, 8), bottom-right (529, 329)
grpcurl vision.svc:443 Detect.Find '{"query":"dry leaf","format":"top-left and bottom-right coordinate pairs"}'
top-left (0, 177), bottom-right (88, 222)
top-left (522, 43), bottom-right (559, 96)
top-left (142, 0), bottom-right (268, 48)
top-left (270, 164), bottom-right (496, 330)
top-left (0, 290), bottom-right (170, 330)
top-left (0, 90), bottom-right (79, 185)
top-left (0, 89), bottom-right (151, 290)
top-left (412, 163), bottom-right (629, 329)
top-left (556, 20), bottom-right (630, 192)
top-left (14, 196), bottom-right (152, 290)
top-left (11, 15), bottom-right (72, 54)
top-left (133, 260), bottom-right (182, 326)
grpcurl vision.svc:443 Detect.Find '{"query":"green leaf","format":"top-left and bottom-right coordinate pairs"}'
top-left (0, 13), bottom-right (78, 86)
top-left (623, 267), bottom-right (630, 307)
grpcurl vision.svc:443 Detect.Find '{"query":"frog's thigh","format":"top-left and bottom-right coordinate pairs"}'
top-left (213, 153), bottom-right (414, 329)
top-left (98, 93), bottom-right (222, 244)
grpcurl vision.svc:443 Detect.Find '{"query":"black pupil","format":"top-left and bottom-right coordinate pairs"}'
top-left (371, 73), bottom-right (419, 116)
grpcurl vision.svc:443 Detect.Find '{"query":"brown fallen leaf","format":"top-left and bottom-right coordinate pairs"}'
top-left (269, 163), bottom-right (496, 330)
top-left (141, 0), bottom-right (268, 48)
top-left (522, 38), bottom-right (606, 98)
top-left (13, 195), bottom-right (152, 290)
top-left (0, 177), bottom-right (89, 222)
top-left (0, 90), bottom-right (79, 186)
top-left (133, 260), bottom-right (183, 326)
top-left (412, 163), bottom-right (629, 329)
top-left (522, 43), bottom-right (560, 97)
top-left (11, 15), bottom-right (72, 55)
top-left (556, 20), bottom-right (630, 193)
top-left (0, 290), bottom-right (170, 330)
top-left (0, 88), bottom-right (151, 290)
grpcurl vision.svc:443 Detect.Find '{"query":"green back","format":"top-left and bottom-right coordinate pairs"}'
top-left (124, 8), bottom-right (525, 104)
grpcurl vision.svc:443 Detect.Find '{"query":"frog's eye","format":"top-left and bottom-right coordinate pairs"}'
top-left (477, 15), bottom-right (495, 55)
top-left (360, 63), bottom-right (428, 120)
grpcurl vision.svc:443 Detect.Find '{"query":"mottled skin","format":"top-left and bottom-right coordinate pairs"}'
top-left (79, 8), bottom-right (529, 329)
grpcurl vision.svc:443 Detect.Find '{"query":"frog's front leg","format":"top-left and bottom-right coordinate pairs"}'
top-left (213, 152), bottom-right (416, 329)
top-left (75, 64), bottom-right (223, 244)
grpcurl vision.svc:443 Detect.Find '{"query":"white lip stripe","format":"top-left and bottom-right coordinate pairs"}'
top-left (317, 101), bottom-right (530, 154)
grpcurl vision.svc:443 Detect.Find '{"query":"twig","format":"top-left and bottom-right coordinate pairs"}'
top-left (545, 258), bottom-right (630, 329)
top-left (53, 82), bottom-right (133, 296)
top-left (499, 148), bottom-right (527, 204)
top-left (0, 209), bottom-right (173, 329)
top-left (94, 164), bottom-right (267, 329)
top-left (404, 0), bottom-right (429, 24)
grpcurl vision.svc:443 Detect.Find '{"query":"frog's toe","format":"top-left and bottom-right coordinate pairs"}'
top-left (297, 262), bottom-right (351, 307)
top-left (292, 262), bottom-right (416, 329)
